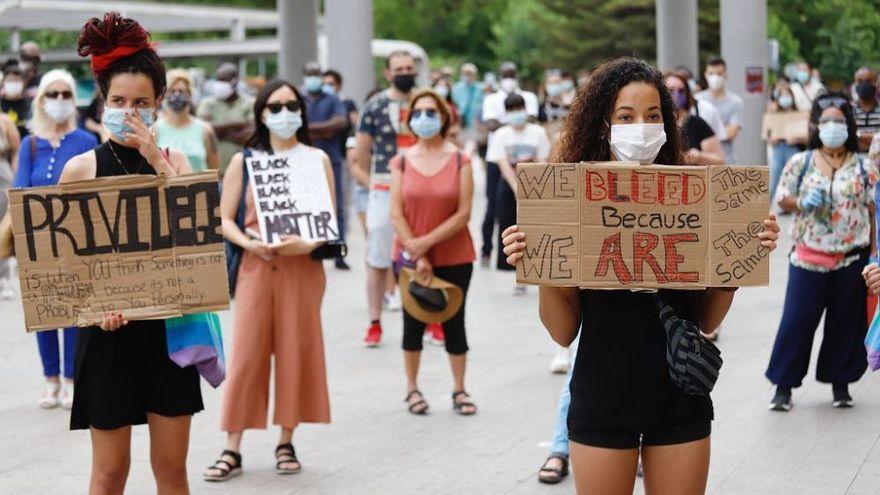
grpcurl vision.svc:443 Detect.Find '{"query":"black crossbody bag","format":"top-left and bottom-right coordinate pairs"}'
top-left (653, 293), bottom-right (723, 396)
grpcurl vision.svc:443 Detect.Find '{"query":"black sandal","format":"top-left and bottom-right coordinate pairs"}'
top-left (452, 391), bottom-right (477, 416)
top-left (538, 452), bottom-right (569, 484)
top-left (203, 449), bottom-right (242, 482)
top-left (275, 443), bottom-right (302, 475)
top-left (405, 389), bottom-right (429, 415)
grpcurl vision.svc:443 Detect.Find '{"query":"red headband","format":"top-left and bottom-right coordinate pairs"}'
top-left (89, 43), bottom-right (157, 74)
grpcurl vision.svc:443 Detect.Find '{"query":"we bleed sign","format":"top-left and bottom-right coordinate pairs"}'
top-left (515, 162), bottom-right (770, 289)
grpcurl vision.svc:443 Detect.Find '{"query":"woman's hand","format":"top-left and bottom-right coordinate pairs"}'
top-left (415, 256), bottom-right (433, 285)
top-left (759, 213), bottom-right (781, 252)
top-left (501, 225), bottom-right (526, 265)
top-left (245, 239), bottom-right (275, 261)
top-left (685, 148), bottom-right (702, 164)
top-left (864, 263), bottom-right (880, 295)
top-left (271, 234), bottom-right (320, 256)
top-left (404, 236), bottom-right (432, 259)
top-left (122, 110), bottom-right (169, 173)
top-left (100, 312), bottom-right (128, 332)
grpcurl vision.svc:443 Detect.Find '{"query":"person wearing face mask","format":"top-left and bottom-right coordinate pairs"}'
top-left (766, 93), bottom-right (878, 412)
top-left (852, 67), bottom-right (880, 154)
top-left (1, 62), bottom-right (32, 137)
top-left (501, 57), bottom-right (781, 495)
top-left (696, 57), bottom-right (743, 164)
top-left (665, 72), bottom-right (724, 166)
top-left (355, 50), bottom-right (421, 347)
top-left (451, 62), bottom-right (483, 139)
top-left (480, 61), bottom-right (539, 267)
top-left (301, 62), bottom-right (350, 270)
top-left (203, 79), bottom-right (333, 481)
top-left (20, 41), bottom-right (43, 100)
top-left (156, 69), bottom-right (219, 172)
top-left (197, 62), bottom-right (254, 176)
top-left (764, 77), bottom-right (807, 202)
top-left (60, 14), bottom-right (196, 494)
top-left (389, 89), bottom-right (477, 416)
top-left (432, 76), bottom-right (461, 143)
top-left (15, 68), bottom-right (97, 410)
top-left (789, 62), bottom-right (825, 110)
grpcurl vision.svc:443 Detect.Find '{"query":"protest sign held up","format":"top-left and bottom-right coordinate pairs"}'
top-left (515, 162), bottom-right (770, 289)
top-left (9, 171), bottom-right (230, 332)
top-left (244, 148), bottom-right (339, 244)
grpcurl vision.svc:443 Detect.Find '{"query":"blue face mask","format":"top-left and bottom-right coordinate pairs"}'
top-left (265, 109), bottom-right (303, 140)
top-left (409, 112), bottom-right (442, 139)
top-left (102, 107), bottom-right (154, 141)
top-left (322, 83), bottom-right (336, 96)
top-left (505, 110), bottom-right (528, 127)
top-left (304, 76), bottom-right (323, 94)
top-left (818, 121), bottom-right (848, 148)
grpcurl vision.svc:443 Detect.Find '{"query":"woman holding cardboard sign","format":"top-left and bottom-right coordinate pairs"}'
top-left (58, 13), bottom-right (197, 495)
top-left (767, 92), bottom-right (878, 412)
top-left (389, 89), bottom-right (477, 416)
top-left (204, 79), bottom-right (333, 481)
top-left (502, 57), bottom-right (780, 495)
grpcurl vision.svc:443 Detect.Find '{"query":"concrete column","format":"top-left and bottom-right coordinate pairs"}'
top-left (10, 29), bottom-right (20, 52)
top-left (230, 19), bottom-right (247, 78)
top-left (721, 0), bottom-right (768, 164)
top-left (278, 0), bottom-right (319, 82)
top-left (656, 0), bottom-right (698, 74)
top-left (326, 0), bottom-right (375, 105)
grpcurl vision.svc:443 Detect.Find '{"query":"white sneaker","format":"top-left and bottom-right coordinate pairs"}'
top-left (38, 382), bottom-right (60, 409)
top-left (0, 279), bottom-right (13, 300)
top-left (384, 292), bottom-right (402, 312)
top-left (513, 285), bottom-right (527, 296)
top-left (550, 347), bottom-right (571, 374)
top-left (61, 380), bottom-right (74, 410)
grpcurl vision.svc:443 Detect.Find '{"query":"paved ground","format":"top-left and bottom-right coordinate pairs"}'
top-left (1, 161), bottom-right (880, 495)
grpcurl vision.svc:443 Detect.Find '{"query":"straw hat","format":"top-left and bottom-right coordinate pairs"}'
top-left (398, 267), bottom-right (464, 324)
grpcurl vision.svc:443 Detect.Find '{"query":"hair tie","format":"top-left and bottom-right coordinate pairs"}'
top-left (90, 43), bottom-right (157, 74)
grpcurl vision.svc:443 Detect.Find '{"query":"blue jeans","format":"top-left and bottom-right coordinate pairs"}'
top-left (550, 347), bottom-right (576, 455)
top-left (36, 327), bottom-right (77, 378)
top-left (770, 142), bottom-right (800, 203)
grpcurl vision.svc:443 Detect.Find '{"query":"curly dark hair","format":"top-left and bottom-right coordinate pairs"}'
top-left (552, 57), bottom-right (682, 164)
top-left (808, 92), bottom-right (859, 152)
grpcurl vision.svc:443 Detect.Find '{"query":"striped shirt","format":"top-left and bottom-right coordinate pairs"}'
top-left (853, 103), bottom-right (880, 136)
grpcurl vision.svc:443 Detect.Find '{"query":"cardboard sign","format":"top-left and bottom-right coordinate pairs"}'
top-left (9, 172), bottom-right (230, 332)
top-left (516, 162), bottom-right (770, 289)
top-left (244, 148), bottom-right (339, 244)
top-left (762, 111), bottom-right (809, 143)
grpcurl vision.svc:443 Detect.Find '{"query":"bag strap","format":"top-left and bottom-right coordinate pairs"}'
top-left (236, 148), bottom-right (252, 231)
top-left (456, 151), bottom-right (462, 170)
top-left (795, 150), bottom-right (813, 195)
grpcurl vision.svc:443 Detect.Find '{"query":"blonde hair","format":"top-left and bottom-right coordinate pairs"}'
top-left (29, 68), bottom-right (77, 135)
top-left (166, 68), bottom-right (194, 95)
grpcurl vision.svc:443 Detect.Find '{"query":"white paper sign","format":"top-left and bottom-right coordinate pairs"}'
top-left (244, 147), bottom-right (339, 244)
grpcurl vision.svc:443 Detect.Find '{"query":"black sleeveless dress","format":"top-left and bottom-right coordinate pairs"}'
top-left (70, 141), bottom-right (204, 431)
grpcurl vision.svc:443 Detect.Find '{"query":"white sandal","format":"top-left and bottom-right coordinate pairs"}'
top-left (61, 380), bottom-right (74, 410)
top-left (38, 382), bottom-right (60, 409)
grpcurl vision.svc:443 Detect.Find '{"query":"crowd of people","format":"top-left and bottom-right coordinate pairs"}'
top-left (2, 9), bottom-right (880, 495)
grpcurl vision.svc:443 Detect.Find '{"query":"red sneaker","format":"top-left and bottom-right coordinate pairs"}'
top-left (364, 323), bottom-right (382, 348)
top-left (426, 323), bottom-right (445, 346)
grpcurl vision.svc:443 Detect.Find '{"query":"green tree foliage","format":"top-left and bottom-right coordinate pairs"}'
top-left (489, 0), bottom-right (552, 82)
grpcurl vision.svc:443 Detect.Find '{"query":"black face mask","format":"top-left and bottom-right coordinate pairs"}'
top-left (166, 92), bottom-right (190, 112)
top-left (856, 82), bottom-right (877, 101)
top-left (392, 74), bottom-right (416, 93)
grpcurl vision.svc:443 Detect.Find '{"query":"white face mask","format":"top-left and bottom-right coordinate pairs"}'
top-left (609, 123), bottom-right (667, 164)
top-left (211, 80), bottom-right (235, 100)
top-left (43, 99), bottom-right (76, 123)
top-left (706, 74), bottom-right (725, 91)
top-left (3, 81), bottom-right (23, 99)
top-left (500, 77), bottom-right (518, 94)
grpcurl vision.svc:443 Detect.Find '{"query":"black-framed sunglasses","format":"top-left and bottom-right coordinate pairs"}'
top-left (816, 96), bottom-right (848, 110)
top-left (45, 90), bottom-right (73, 100)
top-left (411, 109), bottom-right (437, 119)
top-left (266, 101), bottom-right (302, 114)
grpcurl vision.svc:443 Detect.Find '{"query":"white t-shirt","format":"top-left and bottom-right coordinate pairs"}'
top-left (482, 89), bottom-right (539, 124)
top-left (693, 100), bottom-right (727, 142)
top-left (486, 123), bottom-right (551, 165)
top-left (695, 89), bottom-right (743, 163)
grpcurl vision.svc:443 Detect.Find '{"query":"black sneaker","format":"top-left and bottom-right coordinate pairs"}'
top-left (768, 386), bottom-right (792, 411)
top-left (832, 384), bottom-right (854, 408)
top-left (334, 258), bottom-right (351, 270)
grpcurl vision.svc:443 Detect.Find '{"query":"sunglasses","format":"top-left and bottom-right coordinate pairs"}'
top-left (411, 109), bottom-right (437, 119)
top-left (266, 101), bottom-right (302, 114)
top-left (818, 117), bottom-right (846, 125)
top-left (45, 90), bottom-right (73, 100)
top-left (816, 96), bottom-right (848, 110)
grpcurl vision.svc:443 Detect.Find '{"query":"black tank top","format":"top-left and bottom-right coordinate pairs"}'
top-left (94, 140), bottom-right (157, 178)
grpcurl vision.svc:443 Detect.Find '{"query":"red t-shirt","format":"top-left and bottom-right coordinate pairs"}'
top-left (391, 151), bottom-right (476, 267)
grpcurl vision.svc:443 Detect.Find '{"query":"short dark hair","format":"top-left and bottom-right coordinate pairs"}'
top-left (2, 60), bottom-right (22, 77)
top-left (323, 69), bottom-right (342, 86)
top-left (706, 57), bottom-right (726, 69)
top-left (808, 92), bottom-right (859, 152)
top-left (504, 93), bottom-right (525, 110)
top-left (386, 50), bottom-right (413, 69)
top-left (246, 79), bottom-right (312, 151)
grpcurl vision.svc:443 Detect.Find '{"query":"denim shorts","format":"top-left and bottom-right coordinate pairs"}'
top-left (353, 183), bottom-right (369, 214)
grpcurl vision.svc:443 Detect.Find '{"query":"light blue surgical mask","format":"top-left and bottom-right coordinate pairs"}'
top-left (304, 75), bottom-right (323, 94)
top-left (818, 121), bottom-right (848, 149)
top-left (322, 83), bottom-right (336, 96)
top-left (796, 70), bottom-right (810, 84)
top-left (505, 110), bottom-right (528, 127)
top-left (265, 108), bottom-right (303, 140)
top-left (102, 107), bottom-right (154, 141)
top-left (409, 112), bottom-right (442, 139)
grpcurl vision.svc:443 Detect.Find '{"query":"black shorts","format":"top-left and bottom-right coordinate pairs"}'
top-left (569, 420), bottom-right (711, 450)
